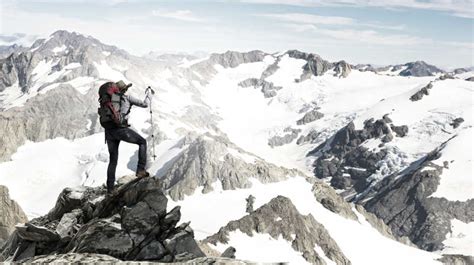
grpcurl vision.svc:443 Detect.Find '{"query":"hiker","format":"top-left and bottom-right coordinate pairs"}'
top-left (98, 80), bottom-right (151, 193)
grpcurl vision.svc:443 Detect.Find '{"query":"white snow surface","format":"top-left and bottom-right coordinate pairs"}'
top-left (441, 219), bottom-right (474, 256)
top-left (430, 128), bottom-right (474, 201)
top-left (212, 231), bottom-right (310, 264)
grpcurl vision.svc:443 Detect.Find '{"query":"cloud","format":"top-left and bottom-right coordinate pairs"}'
top-left (152, 9), bottom-right (204, 22)
top-left (0, 33), bottom-right (39, 46)
top-left (259, 12), bottom-right (405, 31)
top-left (259, 13), bottom-right (355, 25)
top-left (243, 0), bottom-right (474, 19)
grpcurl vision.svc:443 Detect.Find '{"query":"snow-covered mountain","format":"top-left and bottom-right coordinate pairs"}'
top-left (0, 30), bottom-right (472, 264)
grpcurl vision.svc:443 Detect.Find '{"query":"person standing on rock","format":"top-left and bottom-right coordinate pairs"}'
top-left (98, 80), bottom-right (151, 194)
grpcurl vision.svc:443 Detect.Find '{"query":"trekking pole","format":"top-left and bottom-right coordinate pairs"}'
top-left (145, 86), bottom-right (157, 160)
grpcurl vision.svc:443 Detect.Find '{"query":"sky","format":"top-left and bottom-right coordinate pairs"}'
top-left (0, 0), bottom-right (472, 69)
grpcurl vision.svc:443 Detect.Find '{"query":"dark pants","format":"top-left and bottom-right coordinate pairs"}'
top-left (105, 127), bottom-right (147, 190)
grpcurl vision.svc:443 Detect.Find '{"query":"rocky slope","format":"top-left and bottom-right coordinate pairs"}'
top-left (0, 176), bottom-right (206, 262)
top-left (156, 133), bottom-right (303, 200)
top-left (0, 186), bottom-right (28, 247)
top-left (204, 195), bottom-right (351, 265)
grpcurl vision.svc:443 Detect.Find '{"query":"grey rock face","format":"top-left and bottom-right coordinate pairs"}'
top-left (159, 133), bottom-right (303, 201)
top-left (204, 195), bottom-right (351, 265)
top-left (0, 177), bottom-right (205, 262)
top-left (287, 50), bottom-right (334, 81)
top-left (438, 254), bottom-right (474, 265)
top-left (297, 109), bottom-right (324, 125)
top-left (450, 117), bottom-right (464, 129)
top-left (238, 78), bottom-right (282, 98)
top-left (399, 61), bottom-right (443, 77)
top-left (191, 50), bottom-right (266, 82)
top-left (333, 60), bottom-right (351, 78)
top-left (297, 130), bottom-right (321, 145)
top-left (466, 77), bottom-right (474, 82)
top-left (268, 127), bottom-right (301, 147)
top-left (22, 253), bottom-right (121, 263)
top-left (310, 116), bottom-right (407, 196)
top-left (453, 68), bottom-right (468, 74)
top-left (354, 205), bottom-right (413, 246)
top-left (312, 182), bottom-right (357, 220)
top-left (361, 139), bottom-right (474, 251)
top-left (410, 82), bottom-right (433, 101)
top-left (0, 186), bottom-right (28, 246)
top-left (0, 84), bottom-right (102, 162)
top-left (209, 50), bottom-right (266, 69)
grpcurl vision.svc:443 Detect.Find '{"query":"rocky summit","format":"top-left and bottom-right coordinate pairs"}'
top-left (0, 176), bottom-right (206, 262)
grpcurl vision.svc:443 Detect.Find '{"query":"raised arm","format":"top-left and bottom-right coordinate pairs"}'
top-left (127, 94), bottom-right (148, 108)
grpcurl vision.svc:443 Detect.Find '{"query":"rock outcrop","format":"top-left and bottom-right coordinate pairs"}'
top-left (0, 84), bottom-right (101, 162)
top-left (268, 127), bottom-right (301, 147)
top-left (0, 177), bottom-right (205, 262)
top-left (0, 186), bottom-right (28, 247)
top-left (159, 133), bottom-right (303, 200)
top-left (333, 61), bottom-right (351, 78)
top-left (309, 116), bottom-right (407, 195)
top-left (399, 61), bottom-right (443, 77)
top-left (297, 109), bottom-right (324, 125)
top-left (360, 139), bottom-right (474, 251)
top-left (287, 50), bottom-right (334, 81)
top-left (410, 82), bottom-right (433, 101)
top-left (204, 195), bottom-right (351, 265)
top-left (238, 78), bottom-right (282, 98)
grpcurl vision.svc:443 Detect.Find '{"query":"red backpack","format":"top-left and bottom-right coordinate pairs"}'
top-left (98, 82), bottom-right (123, 129)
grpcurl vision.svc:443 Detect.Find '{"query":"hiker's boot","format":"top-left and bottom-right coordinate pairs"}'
top-left (136, 170), bottom-right (150, 178)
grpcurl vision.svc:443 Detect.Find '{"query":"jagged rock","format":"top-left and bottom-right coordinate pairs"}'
top-left (160, 133), bottom-right (302, 200)
top-left (0, 85), bottom-right (102, 162)
top-left (287, 50), bottom-right (333, 81)
top-left (68, 215), bottom-right (134, 259)
top-left (334, 60), bottom-right (351, 78)
top-left (0, 186), bottom-right (27, 246)
top-left (55, 209), bottom-right (82, 240)
top-left (410, 82), bottom-right (433, 101)
top-left (310, 116), bottom-right (408, 196)
top-left (361, 141), bottom-right (474, 251)
top-left (465, 77), bottom-right (474, 82)
top-left (297, 109), bottom-right (324, 125)
top-left (390, 124), bottom-right (409, 137)
top-left (354, 205), bottom-right (413, 246)
top-left (312, 182), bottom-right (357, 220)
top-left (260, 56), bottom-right (280, 79)
top-left (238, 78), bottom-right (282, 98)
top-left (16, 223), bottom-right (60, 242)
top-left (0, 177), bottom-right (205, 262)
top-left (135, 240), bottom-right (166, 260)
top-left (399, 61), bottom-right (443, 77)
top-left (121, 201), bottom-right (160, 234)
top-left (438, 254), bottom-right (474, 265)
top-left (438, 74), bottom-right (454, 80)
top-left (221, 246), bottom-right (236, 259)
top-left (268, 127), bottom-right (301, 147)
top-left (296, 130), bottom-right (320, 145)
top-left (450, 117), bottom-right (464, 129)
top-left (191, 50), bottom-right (266, 82)
top-left (204, 196), bottom-right (351, 265)
top-left (22, 253), bottom-right (121, 263)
